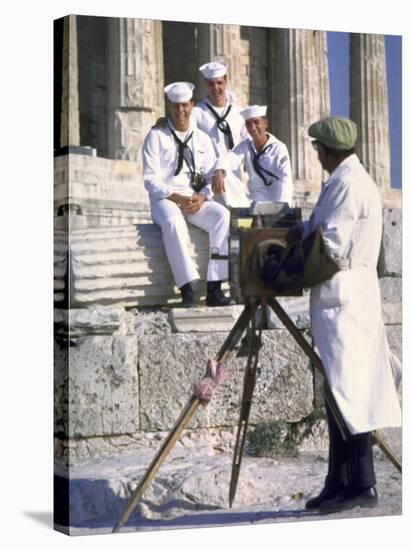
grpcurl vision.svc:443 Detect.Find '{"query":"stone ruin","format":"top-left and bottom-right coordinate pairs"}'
top-left (54, 15), bottom-right (401, 469)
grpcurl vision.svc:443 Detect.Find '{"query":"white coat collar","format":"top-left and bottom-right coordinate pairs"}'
top-left (323, 153), bottom-right (360, 189)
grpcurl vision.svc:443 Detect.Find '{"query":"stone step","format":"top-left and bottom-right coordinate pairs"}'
top-left (55, 223), bottom-right (211, 307)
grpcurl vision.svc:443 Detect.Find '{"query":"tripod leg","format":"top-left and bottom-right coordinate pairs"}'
top-left (373, 430), bottom-right (402, 473)
top-left (229, 311), bottom-right (263, 507)
top-left (269, 298), bottom-right (402, 474)
top-left (112, 303), bottom-right (257, 533)
top-left (269, 298), bottom-right (349, 441)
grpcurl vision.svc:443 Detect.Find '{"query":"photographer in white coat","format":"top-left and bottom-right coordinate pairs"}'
top-left (192, 61), bottom-right (249, 207)
top-left (142, 81), bottom-right (234, 308)
top-left (212, 105), bottom-right (293, 205)
top-left (299, 116), bottom-right (401, 514)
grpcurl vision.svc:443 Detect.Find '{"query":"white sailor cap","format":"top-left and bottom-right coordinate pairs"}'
top-left (240, 105), bottom-right (268, 121)
top-left (164, 82), bottom-right (195, 103)
top-left (199, 61), bottom-right (228, 79)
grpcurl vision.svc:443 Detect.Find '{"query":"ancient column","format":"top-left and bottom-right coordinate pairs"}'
top-left (268, 29), bottom-right (330, 204)
top-left (106, 18), bottom-right (165, 161)
top-left (60, 15), bottom-right (80, 148)
top-left (195, 23), bottom-right (244, 105)
top-left (350, 33), bottom-right (391, 189)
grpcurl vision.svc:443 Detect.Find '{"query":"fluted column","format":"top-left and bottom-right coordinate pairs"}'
top-left (107, 18), bottom-right (164, 161)
top-left (350, 34), bottom-right (391, 189)
top-left (195, 23), bottom-right (243, 104)
top-left (60, 15), bottom-right (80, 147)
top-left (268, 29), bottom-right (330, 201)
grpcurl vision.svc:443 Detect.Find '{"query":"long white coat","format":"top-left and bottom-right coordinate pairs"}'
top-left (303, 154), bottom-right (401, 434)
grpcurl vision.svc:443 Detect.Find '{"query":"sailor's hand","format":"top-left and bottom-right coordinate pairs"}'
top-left (212, 170), bottom-right (226, 195)
top-left (184, 194), bottom-right (206, 215)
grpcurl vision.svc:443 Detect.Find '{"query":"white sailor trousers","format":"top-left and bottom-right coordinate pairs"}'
top-left (150, 198), bottom-right (230, 289)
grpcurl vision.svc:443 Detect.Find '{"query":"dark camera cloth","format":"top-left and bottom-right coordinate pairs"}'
top-left (252, 225), bottom-right (340, 292)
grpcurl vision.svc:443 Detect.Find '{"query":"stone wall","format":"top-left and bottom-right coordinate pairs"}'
top-left (54, 305), bottom-right (316, 465)
top-left (54, 154), bottom-right (150, 228)
top-left (239, 26), bottom-right (268, 107)
top-left (163, 22), bottom-right (199, 99)
top-left (77, 16), bottom-right (109, 156)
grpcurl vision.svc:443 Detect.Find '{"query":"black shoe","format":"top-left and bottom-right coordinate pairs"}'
top-left (180, 283), bottom-right (196, 308)
top-left (305, 484), bottom-right (346, 510)
top-left (206, 281), bottom-right (235, 307)
top-left (319, 486), bottom-right (378, 515)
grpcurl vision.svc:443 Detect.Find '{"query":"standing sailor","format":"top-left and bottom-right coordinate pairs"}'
top-left (212, 105), bottom-right (293, 205)
top-left (142, 81), bottom-right (234, 307)
top-left (193, 61), bottom-right (249, 207)
top-left (300, 116), bottom-right (401, 513)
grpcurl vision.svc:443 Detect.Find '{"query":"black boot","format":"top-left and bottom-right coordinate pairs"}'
top-left (318, 486), bottom-right (378, 514)
top-left (206, 281), bottom-right (235, 307)
top-left (305, 481), bottom-right (346, 510)
top-left (179, 282), bottom-right (196, 308)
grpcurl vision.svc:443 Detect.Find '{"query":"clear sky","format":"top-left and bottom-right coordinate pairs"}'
top-left (327, 32), bottom-right (402, 189)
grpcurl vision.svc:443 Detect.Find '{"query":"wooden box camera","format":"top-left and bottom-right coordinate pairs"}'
top-left (228, 203), bottom-right (302, 301)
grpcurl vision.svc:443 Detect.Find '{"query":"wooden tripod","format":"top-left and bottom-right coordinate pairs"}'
top-left (112, 297), bottom-right (401, 533)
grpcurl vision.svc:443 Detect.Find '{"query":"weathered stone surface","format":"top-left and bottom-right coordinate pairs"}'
top-left (386, 324), bottom-right (402, 363)
top-left (54, 335), bottom-right (138, 438)
top-left (350, 34), bottom-right (391, 189)
top-left (107, 18), bottom-right (164, 161)
top-left (58, 223), bottom-right (212, 308)
top-left (264, 296), bottom-right (310, 329)
top-left (138, 315), bottom-right (313, 431)
top-left (54, 307), bottom-right (136, 337)
top-left (56, 447), bottom-right (401, 533)
top-left (378, 208), bottom-right (402, 276)
top-left (60, 15), bottom-right (80, 148)
top-left (168, 305), bottom-right (244, 333)
top-left (54, 229), bottom-right (68, 303)
top-left (269, 29), bottom-right (329, 194)
top-left (379, 277), bottom-right (402, 324)
top-left (54, 154), bottom-right (151, 228)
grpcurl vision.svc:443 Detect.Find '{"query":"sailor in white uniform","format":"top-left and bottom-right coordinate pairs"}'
top-left (192, 61), bottom-right (249, 207)
top-left (212, 105), bottom-right (293, 205)
top-left (142, 81), bottom-right (234, 307)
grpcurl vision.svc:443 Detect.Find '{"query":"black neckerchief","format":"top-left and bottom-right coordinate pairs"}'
top-left (249, 139), bottom-right (279, 186)
top-left (168, 122), bottom-right (195, 177)
top-left (204, 102), bottom-right (235, 150)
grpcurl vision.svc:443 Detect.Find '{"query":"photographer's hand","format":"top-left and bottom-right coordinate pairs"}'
top-left (286, 222), bottom-right (303, 244)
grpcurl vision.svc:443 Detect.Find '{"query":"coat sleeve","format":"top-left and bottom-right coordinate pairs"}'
top-left (319, 179), bottom-right (358, 260)
top-left (142, 130), bottom-right (171, 201)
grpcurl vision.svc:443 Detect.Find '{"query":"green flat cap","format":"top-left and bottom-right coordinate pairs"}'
top-left (308, 116), bottom-right (357, 150)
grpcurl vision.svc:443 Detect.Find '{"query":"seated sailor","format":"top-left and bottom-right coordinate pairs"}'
top-left (212, 105), bottom-right (293, 205)
top-left (142, 81), bottom-right (235, 307)
top-left (192, 60), bottom-right (249, 207)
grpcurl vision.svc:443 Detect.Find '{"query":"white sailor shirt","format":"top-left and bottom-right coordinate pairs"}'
top-left (216, 133), bottom-right (293, 204)
top-left (142, 119), bottom-right (217, 201)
